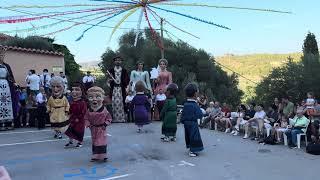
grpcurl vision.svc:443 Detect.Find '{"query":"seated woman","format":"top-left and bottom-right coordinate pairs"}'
top-left (243, 104), bottom-right (266, 140)
top-left (232, 104), bottom-right (249, 136)
top-left (216, 103), bottom-right (231, 132)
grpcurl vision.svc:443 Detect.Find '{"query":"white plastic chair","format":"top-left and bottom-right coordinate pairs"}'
top-left (297, 133), bottom-right (308, 149)
top-left (283, 132), bottom-right (308, 148)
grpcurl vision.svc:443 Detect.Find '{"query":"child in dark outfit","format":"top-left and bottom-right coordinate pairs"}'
top-left (180, 83), bottom-right (204, 157)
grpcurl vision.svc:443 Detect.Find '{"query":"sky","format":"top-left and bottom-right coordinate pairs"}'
top-left (0, 0), bottom-right (319, 63)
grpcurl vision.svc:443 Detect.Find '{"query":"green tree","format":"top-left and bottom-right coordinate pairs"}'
top-left (100, 29), bottom-right (243, 107)
top-left (303, 32), bottom-right (319, 55)
top-left (254, 32), bottom-right (320, 105)
top-left (52, 44), bottom-right (82, 83)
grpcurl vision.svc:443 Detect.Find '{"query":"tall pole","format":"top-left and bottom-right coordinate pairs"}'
top-left (160, 18), bottom-right (164, 59)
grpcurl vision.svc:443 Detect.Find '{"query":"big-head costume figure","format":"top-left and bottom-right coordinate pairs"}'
top-left (64, 82), bottom-right (87, 148)
top-left (85, 86), bottom-right (112, 162)
top-left (47, 76), bottom-right (70, 139)
top-left (108, 56), bottom-right (129, 123)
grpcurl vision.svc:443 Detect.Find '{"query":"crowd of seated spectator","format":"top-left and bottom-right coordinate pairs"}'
top-left (196, 92), bottom-right (320, 149)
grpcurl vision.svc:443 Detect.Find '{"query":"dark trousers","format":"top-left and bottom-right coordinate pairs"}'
top-left (37, 105), bottom-right (47, 129)
top-left (127, 107), bottom-right (134, 123)
top-left (285, 128), bottom-right (304, 146)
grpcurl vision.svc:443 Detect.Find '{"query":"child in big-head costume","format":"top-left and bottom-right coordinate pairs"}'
top-left (85, 86), bottom-right (112, 162)
top-left (64, 82), bottom-right (87, 148)
top-left (47, 76), bottom-right (70, 139)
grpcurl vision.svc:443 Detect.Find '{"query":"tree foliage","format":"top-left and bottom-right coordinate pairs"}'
top-left (254, 32), bottom-right (320, 105)
top-left (100, 29), bottom-right (243, 106)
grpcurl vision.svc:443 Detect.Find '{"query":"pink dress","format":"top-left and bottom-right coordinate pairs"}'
top-left (85, 107), bottom-right (112, 160)
top-left (154, 71), bottom-right (172, 95)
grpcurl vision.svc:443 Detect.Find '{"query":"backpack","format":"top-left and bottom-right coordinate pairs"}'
top-left (306, 143), bottom-right (320, 155)
top-left (263, 135), bottom-right (276, 145)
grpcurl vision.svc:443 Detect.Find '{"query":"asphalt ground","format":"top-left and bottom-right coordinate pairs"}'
top-left (0, 122), bottom-right (319, 180)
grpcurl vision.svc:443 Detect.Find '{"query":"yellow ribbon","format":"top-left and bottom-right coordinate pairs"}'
top-left (109, 7), bottom-right (139, 41)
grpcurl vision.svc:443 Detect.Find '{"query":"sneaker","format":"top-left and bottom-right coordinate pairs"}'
top-left (90, 158), bottom-right (98, 162)
top-left (233, 131), bottom-right (239, 136)
top-left (137, 129), bottom-right (142, 133)
top-left (230, 130), bottom-right (235, 135)
top-left (54, 134), bottom-right (58, 139)
top-left (58, 134), bottom-right (62, 139)
top-left (76, 143), bottom-right (82, 148)
top-left (225, 128), bottom-right (231, 133)
top-left (162, 137), bottom-right (170, 142)
top-left (64, 141), bottom-right (73, 147)
top-left (170, 137), bottom-right (176, 142)
top-left (160, 136), bottom-right (165, 140)
top-left (243, 134), bottom-right (249, 139)
top-left (189, 151), bottom-right (198, 157)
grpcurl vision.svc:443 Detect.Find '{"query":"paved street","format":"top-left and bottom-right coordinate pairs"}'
top-left (0, 122), bottom-right (319, 180)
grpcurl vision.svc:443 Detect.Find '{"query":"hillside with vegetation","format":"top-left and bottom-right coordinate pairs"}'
top-left (215, 53), bottom-right (302, 101)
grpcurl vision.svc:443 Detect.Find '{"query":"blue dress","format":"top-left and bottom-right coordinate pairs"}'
top-left (131, 93), bottom-right (151, 126)
top-left (180, 99), bottom-right (204, 153)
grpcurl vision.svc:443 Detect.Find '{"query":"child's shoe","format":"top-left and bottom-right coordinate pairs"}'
top-left (162, 136), bottom-right (170, 142)
top-left (58, 132), bottom-right (62, 139)
top-left (189, 151), bottom-right (198, 157)
top-left (170, 137), bottom-right (176, 142)
top-left (75, 142), bottom-right (82, 148)
top-left (64, 141), bottom-right (73, 148)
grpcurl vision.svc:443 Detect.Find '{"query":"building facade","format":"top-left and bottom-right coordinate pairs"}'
top-left (3, 45), bottom-right (64, 87)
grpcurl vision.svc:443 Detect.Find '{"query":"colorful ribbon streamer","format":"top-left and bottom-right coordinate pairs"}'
top-left (76, 7), bottom-right (134, 41)
top-left (0, 4), bottom-right (120, 9)
top-left (0, 7), bottom-right (117, 24)
top-left (109, 7), bottom-right (139, 42)
top-left (134, 8), bottom-right (144, 46)
top-left (143, 7), bottom-right (163, 49)
top-left (0, 9), bottom-right (119, 34)
top-left (146, 6), bottom-right (200, 39)
top-left (91, 0), bottom-right (138, 4)
top-left (157, 3), bottom-right (292, 14)
top-left (43, 9), bottom-right (121, 36)
top-left (149, 5), bottom-right (231, 30)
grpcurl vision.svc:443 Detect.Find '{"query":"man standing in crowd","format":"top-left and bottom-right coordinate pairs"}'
top-left (27, 69), bottom-right (40, 97)
top-left (40, 69), bottom-right (51, 95)
top-left (82, 71), bottom-right (95, 91)
top-left (107, 56), bottom-right (129, 123)
top-left (60, 72), bottom-right (68, 93)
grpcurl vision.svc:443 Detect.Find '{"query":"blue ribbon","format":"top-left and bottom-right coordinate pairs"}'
top-left (90, 0), bottom-right (137, 4)
top-left (76, 8), bottom-right (132, 41)
top-left (149, 5), bottom-right (231, 30)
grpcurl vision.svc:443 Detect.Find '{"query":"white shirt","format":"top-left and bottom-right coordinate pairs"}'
top-left (125, 95), bottom-right (134, 103)
top-left (40, 73), bottom-right (51, 88)
top-left (36, 92), bottom-right (47, 104)
top-left (28, 74), bottom-right (40, 91)
top-left (306, 98), bottom-right (315, 109)
top-left (83, 75), bottom-right (95, 84)
top-left (25, 75), bottom-right (31, 87)
top-left (62, 77), bottom-right (68, 91)
top-left (253, 110), bottom-right (266, 119)
top-left (156, 94), bottom-right (166, 102)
